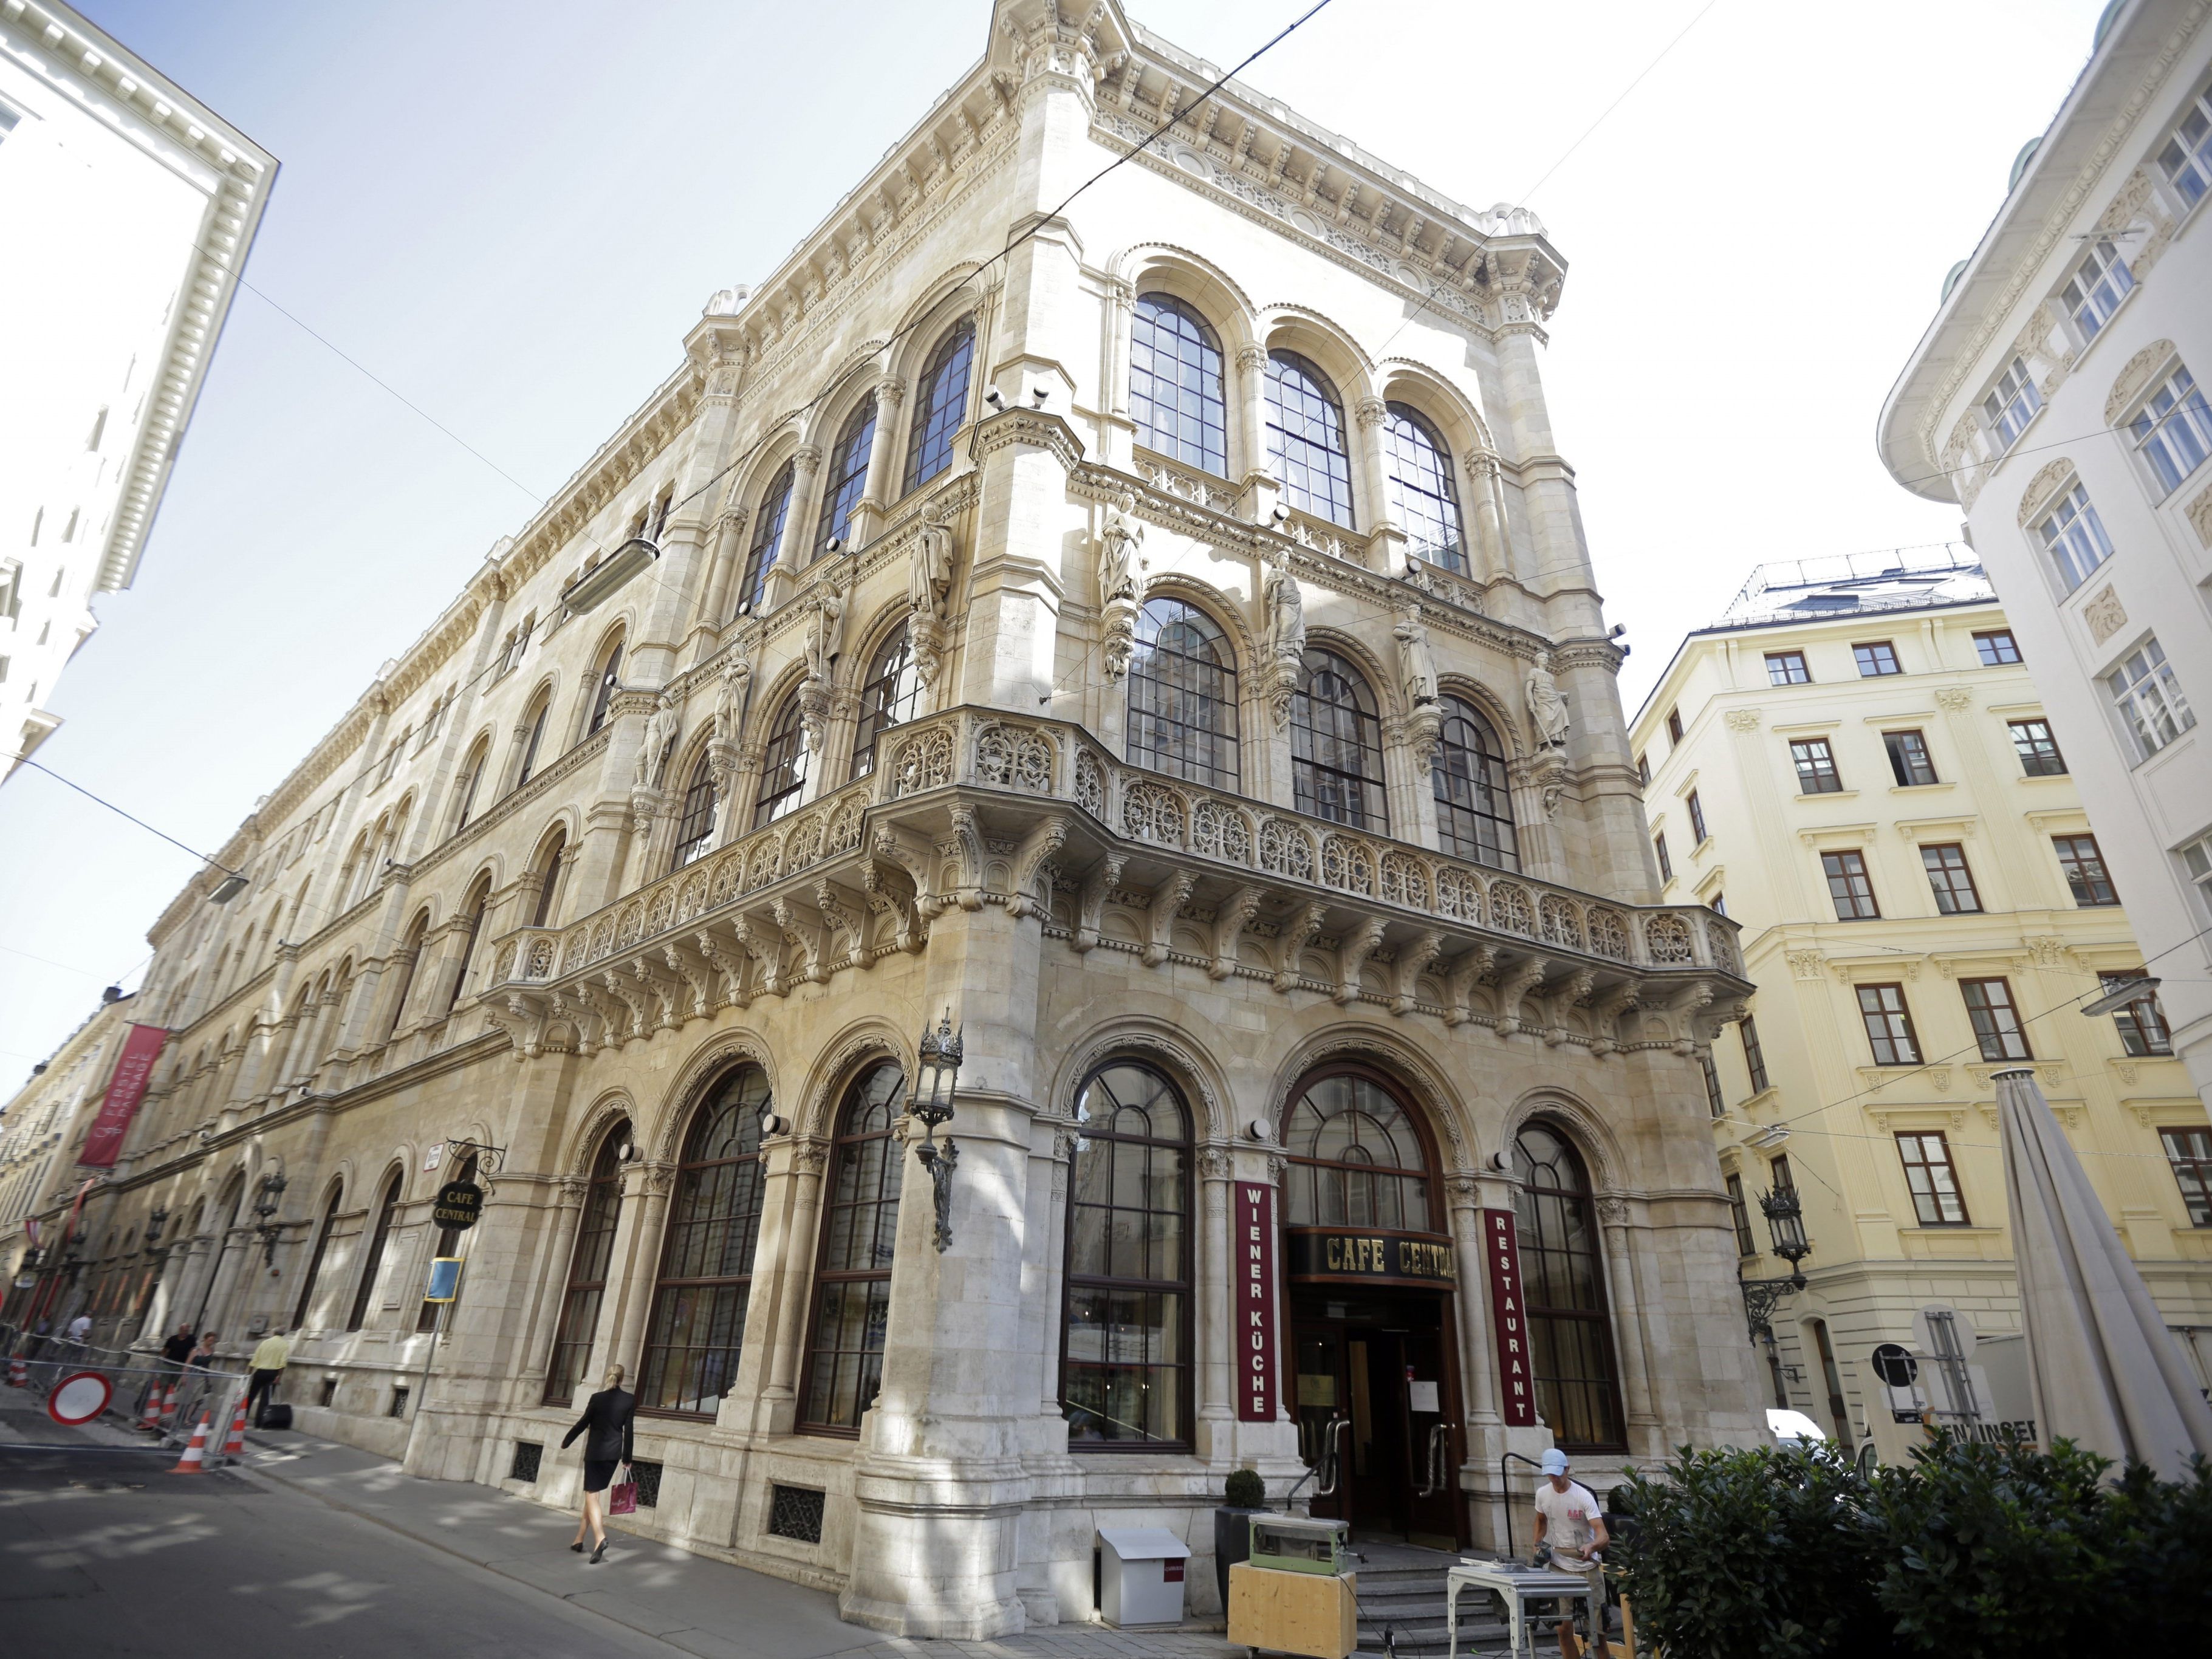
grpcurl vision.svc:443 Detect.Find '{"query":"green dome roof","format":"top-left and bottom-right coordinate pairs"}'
top-left (2009, 135), bottom-right (2043, 190)
top-left (1941, 259), bottom-right (1970, 302)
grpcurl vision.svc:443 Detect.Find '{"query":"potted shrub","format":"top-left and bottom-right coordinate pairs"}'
top-left (1214, 1467), bottom-right (1268, 1612)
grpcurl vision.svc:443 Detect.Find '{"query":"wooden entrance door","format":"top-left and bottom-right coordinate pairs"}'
top-left (1292, 1290), bottom-right (1463, 1547)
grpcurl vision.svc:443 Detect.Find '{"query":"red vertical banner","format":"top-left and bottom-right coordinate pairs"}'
top-left (1484, 1207), bottom-right (1536, 1427)
top-left (77, 1024), bottom-right (167, 1171)
top-left (1234, 1182), bottom-right (1278, 1422)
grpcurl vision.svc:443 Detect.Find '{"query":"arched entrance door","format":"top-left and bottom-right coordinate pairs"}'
top-left (1281, 1065), bottom-right (1464, 1548)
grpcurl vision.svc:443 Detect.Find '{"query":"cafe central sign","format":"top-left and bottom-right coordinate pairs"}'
top-left (1286, 1228), bottom-right (1456, 1287)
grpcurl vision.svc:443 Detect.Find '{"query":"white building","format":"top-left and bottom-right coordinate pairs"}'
top-left (0, 1), bottom-right (276, 771)
top-left (1879, 0), bottom-right (2212, 1111)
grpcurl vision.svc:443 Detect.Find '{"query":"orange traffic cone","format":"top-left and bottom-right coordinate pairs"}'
top-left (159, 1381), bottom-right (177, 1426)
top-left (221, 1397), bottom-right (247, 1457)
top-left (140, 1385), bottom-right (163, 1430)
top-left (168, 1413), bottom-right (210, 1474)
top-left (5, 1357), bottom-right (24, 1387)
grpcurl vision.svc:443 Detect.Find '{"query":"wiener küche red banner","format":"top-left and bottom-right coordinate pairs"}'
top-left (77, 1023), bottom-right (168, 1170)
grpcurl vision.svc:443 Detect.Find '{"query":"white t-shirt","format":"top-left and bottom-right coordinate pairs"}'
top-left (1533, 1479), bottom-right (1601, 1567)
top-left (67, 1316), bottom-right (92, 1342)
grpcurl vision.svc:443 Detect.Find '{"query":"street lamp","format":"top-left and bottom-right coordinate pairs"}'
top-left (909, 1010), bottom-right (963, 1253)
top-left (560, 536), bottom-right (660, 616)
top-left (1738, 1183), bottom-right (1811, 1343)
top-left (251, 1168), bottom-right (288, 1270)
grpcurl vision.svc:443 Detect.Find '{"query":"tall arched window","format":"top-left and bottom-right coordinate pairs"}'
top-left (1383, 403), bottom-right (1465, 573)
top-left (384, 912), bottom-right (428, 1039)
top-left (1433, 696), bottom-right (1518, 869)
top-left (292, 1180), bottom-right (342, 1330)
top-left (801, 1060), bottom-right (905, 1432)
top-left (817, 400), bottom-right (877, 556)
top-left (851, 631), bottom-right (920, 779)
top-left (1131, 293), bottom-right (1227, 476)
top-left (639, 1066), bottom-right (771, 1415)
top-left (904, 318), bottom-right (976, 491)
top-left (1265, 352), bottom-right (1355, 527)
top-left (545, 1131), bottom-right (626, 1405)
top-left (1128, 597), bottom-right (1239, 790)
top-left (515, 693), bottom-right (552, 786)
top-left (444, 878), bottom-right (490, 1012)
top-left (753, 696), bottom-right (810, 828)
top-left (739, 462), bottom-right (794, 614)
top-left (1063, 1062), bottom-right (1191, 1447)
top-left (669, 756), bottom-right (716, 871)
top-left (1292, 648), bottom-right (1387, 831)
top-left (587, 637), bottom-right (625, 736)
top-left (1282, 1068), bottom-right (1433, 1230)
top-left (348, 1171), bottom-right (401, 1331)
top-left (1513, 1124), bottom-right (1625, 1451)
top-left (530, 829), bottom-right (568, 926)
top-left (453, 738), bottom-right (489, 833)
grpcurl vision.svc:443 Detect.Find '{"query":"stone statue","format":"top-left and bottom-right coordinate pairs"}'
top-left (634, 695), bottom-right (678, 790)
top-left (714, 652), bottom-right (752, 745)
top-left (911, 501), bottom-right (955, 621)
top-left (1527, 651), bottom-right (1571, 749)
top-left (1394, 606), bottom-right (1437, 706)
top-left (1264, 550), bottom-right (1306, 662)
top-left (1098, 493), bottom-right (1143, 605)
top-left (805, 575), bottom-right (849, 684)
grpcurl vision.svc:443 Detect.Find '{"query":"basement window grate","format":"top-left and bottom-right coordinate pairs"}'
top-left (388, 1386), bottom-right (409, 1418)
top-left (629, 1459), bottom-right (662, 1508)
top-left (510, 1441), bottom-right (543, 1482)
top-left (319, 1377), bottom-right (337, 1408)
top-left (767, 1483), bottom-right (825, 1544)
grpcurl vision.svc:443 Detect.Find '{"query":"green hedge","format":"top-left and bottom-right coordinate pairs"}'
top-left (1610, 1436), bottom-right (2211, 1659)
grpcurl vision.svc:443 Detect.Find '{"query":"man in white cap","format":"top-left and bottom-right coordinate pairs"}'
top-left (1532, 1446), bottom-right (1609, 1658)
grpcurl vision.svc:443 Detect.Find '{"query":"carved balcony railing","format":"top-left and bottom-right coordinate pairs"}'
top-left (476, 705), bottom-right (1747, 1056)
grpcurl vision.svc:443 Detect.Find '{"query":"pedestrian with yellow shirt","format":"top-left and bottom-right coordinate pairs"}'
top-left (247, 1327), bottom-right (291, 1427)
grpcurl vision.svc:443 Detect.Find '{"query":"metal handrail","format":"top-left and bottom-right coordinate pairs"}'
top-left (1416, 1422), bottom-right (1451, 1497)
top-left (1499, 1449), bottom-right (1546, 1558)
top-left (1309, 1416), bottom-right (1351, 1497)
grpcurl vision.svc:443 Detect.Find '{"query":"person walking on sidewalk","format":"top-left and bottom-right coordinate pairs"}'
top-left (247, 1327), bottom-right (291, 1426)
top-left (561, 1364), bottom-right (635, 1564)
top-left (186, 1330), bottom-right (220, 1372)
top-left (1532, 1448), bottom-right (1609, 1659)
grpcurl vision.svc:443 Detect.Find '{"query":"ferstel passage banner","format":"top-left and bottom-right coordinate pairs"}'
top-left (77, 1024), bottom-right (168, 1170)
top-left (1483, 1207), bottom-right (1536, 1428)
top-left (1234, 1182), bottom-right (1278, 1422)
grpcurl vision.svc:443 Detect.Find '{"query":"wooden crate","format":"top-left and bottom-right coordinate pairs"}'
top-left (1226, 1561), bottom-right (1359, 1659)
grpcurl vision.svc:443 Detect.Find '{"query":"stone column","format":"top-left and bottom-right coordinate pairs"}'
top-left (604, 1160), bottom-right (673, 1383)
top-left (1466, 453), bottom-right (1510, 583)
top-left (1098, 276), bottom-right (1136, 468)
top-left (1235, 344), bottom-right (1278, 521)
top-left (694, 508), bottom-right (750, 641)
top-left (1194, 1144), bottom-right (1234, 1458)
top-left (765, 445), bottom-right (823, 608)
top-left (1353, 395), bottom-right (1405, 571)
top-left (847, 378), bottom-right (905, 548)
top-left (742, 1135), bottom-right (827, 1437)
top-left (565, 688), bottom-right (660, 914)
top-left (524, 1176), bottom-right (589, 1403)
top-left (1597, 1194), bottom-right (1662, 1455)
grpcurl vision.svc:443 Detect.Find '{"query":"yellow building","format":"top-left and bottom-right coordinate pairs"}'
top-left (1631, 546), bottom-right (2212, 1451)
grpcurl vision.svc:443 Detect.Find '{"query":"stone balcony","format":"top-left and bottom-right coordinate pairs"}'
top-left (476, 706), bottom-right (1748, 1058)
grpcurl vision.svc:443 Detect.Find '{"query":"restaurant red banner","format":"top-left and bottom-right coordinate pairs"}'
top-left (77, 1023), bottom-right (167, 1170)
top-left (1234, 1182), bottom-right (1278, 1422)
top-left (1484, 1207), bottom-right (1536, 1427)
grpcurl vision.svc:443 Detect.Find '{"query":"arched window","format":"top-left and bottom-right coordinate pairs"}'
top-left (348, 1171), bottom-right (401, 1331)
top-left (545, 1131), bottom-right (625, 1405)
top-left (1512, 1124), bottom-right (1625, 1451)
top-left (1383, 403), bottom-right (1465, 573)
top-left (444, 878), bottom-right (490, 1012)
top-left (384, 912), bottom-right (428, 1040)
top-left (639, 1065), bottom-right (771, 1415)
top-left (587, 637), bottom-right (625, 737)
top-left (1433, 696), bottom-right (1518, 869)
top-left (801, 1060), bottom-right (905, 1432)
top-left (417, 1152), bottom-right (476, 1332)
top-left (292, 1180), bottom-right (342, 1329)
top-left (851, 631), bottom-right (921, 779)
top-left (903, 318), bottom-right (976, 492)
top-left (1292, 648), bottom-right (1387, 831)
top-left (669, 756), bottom-right (716, 872)
top-left (453, 738), bottom-right (489, 833)
top-left (739, 463), bottom-right (794, 614)
top-left (1131, 294), bottom-right (1227, 476)
top-left (753, 695), bottom-right (810, 828)
top-left (1282, 1068), bottom-right (1433, 1230)
top-left (530, 829), bottom-right (568, 926)
top-left (817, 400), bottom-right (877, 556)
top-left (515, 693), bottom-right (552, 786)
top-left (1128, 597), bottom-right (1239, 790)
top-left (1265, 351), bottom-right (1354, 528)
top-left (1063, 1062), bottom-right (1191, 1446)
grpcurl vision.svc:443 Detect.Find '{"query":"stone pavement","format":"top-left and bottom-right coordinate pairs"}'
top-left (233, 1429), bottom-right (1249, 1659)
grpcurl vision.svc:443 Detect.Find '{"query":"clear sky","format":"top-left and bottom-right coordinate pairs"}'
top-left (1, 0), bottom-right (2108, 1085)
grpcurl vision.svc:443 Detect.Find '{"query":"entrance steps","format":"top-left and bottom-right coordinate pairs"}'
top-left (1346, 1548), bottom-right (1518, 1658)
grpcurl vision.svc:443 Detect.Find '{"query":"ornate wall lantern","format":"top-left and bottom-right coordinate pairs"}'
top-left (909, 1010), bottom-right (962, 1252)
top-left (250, 1168), bottom-right (289, 1269)
top-left (1738, 1183), bottom-right (1811, 1342)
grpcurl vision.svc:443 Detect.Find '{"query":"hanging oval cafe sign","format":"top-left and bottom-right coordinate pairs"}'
top-left (1286, 1227), bottom-right (1456, 1287)
top-left (431, 1179), bottom-right (484, 1230)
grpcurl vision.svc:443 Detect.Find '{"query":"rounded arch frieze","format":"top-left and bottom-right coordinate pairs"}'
top-left (1267, 1024), bottom-right (1473, 1172)
top-left (651, 1030), bottom-right (779, 1162)
top-left (1497, 1089), bottom-right (1626, 1197)
top-left (794, 1018), bottom-right (917, 1141)
top-left (1053, 1021), bottom-right (1230, 1144)
top-left (563, 1090), bottom-right (635, 1178)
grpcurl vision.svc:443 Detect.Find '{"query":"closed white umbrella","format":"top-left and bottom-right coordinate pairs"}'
top-left (1995, 1066), bottom-right (2212, 1480)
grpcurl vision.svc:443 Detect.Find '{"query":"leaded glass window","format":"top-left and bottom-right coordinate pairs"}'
top-left (2035, 482), bottom-right (2111, 592)
top-left (1432, 696), bottom-right (1516, 869)
top-left (1130, 294), bottom-right (1227, 476)
top-left (1128, 598), bottom-right (1238, 790)
top-left (817, 400), bottom-right (877, 556)
top-left (801, 1061), bottom-right (905, 1432)
top-left (753, 696), bottom-right (810, 829)
top-left (739, 463), bottom-right (794, 614)
top-left (903, 318), bottom-right (975, 493)
top-left (1265, 351), bottom-right (1355, 528)
top-left (669, 754), bottom-right (716, 872)
top-left (1283, 1070), bottom-right (1432, 1231)
top-left (851, 631), bottom-right (921, 779)
top-left (1383, 403), bottom-right (1465, 572)
top-left (544, 1134), bottom-right (624, 1405)
top-left (1291, 648), bottom-right (1386, 832)
top-left (1512, 1125), bottom-right (1625, 1451)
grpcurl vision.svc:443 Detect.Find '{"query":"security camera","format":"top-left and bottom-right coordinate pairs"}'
top-left (1609, 623), bottom-right (1628, 638)
top-left (1031, 386), bottom-right (1049, 408)
top-left (1270, 505), bottom-right (1289, 525)
top-left (984, 388), bottom-right (1005, 409)
top-left (826, 537), bottom-right (843, 554)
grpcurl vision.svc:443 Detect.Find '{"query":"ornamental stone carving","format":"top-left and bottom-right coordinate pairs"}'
top-left (2104, 340), bottom-right (2176, 425)
top-left (2082, 584), bottom-right (2127, 646)
top-left (1934, 688), bottom-right (1973, 713)
top-left (1723, 709), bottom-right (1762, 733)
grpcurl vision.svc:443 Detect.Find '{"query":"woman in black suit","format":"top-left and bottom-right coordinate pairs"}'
top-left (561, 1363), bottom-right (635, 1562)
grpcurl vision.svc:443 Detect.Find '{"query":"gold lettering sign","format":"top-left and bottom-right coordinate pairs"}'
top-left (1287, 1230), bottom-right (1455, 1285)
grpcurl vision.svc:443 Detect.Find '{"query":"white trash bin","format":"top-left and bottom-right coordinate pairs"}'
top-left (1097, 1525), bottom-right (1193, 1628)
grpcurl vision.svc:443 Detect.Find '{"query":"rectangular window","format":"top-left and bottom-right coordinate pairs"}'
top-left (1740, 1014), bottom-right (1770, 1093)
top-left (1896, 1132), bottom-right (1970, 1226)
top-left (2060, 239), bottom-right (2134, 340)
top-left (1666, 707), bottom-right (1684, 743)
top-left (1725, 1174), bottom-right (1756, 1257)
top-left (1961, 978), bottom-right (2032, 1061)
top-left (1854, 641), bottom-right (1902, 677)
top-left (1884, 730), bottom-right (1939, 787)
top-left (2101, 972), bottom-right (2173, 1058)
top-left (2157, 80), bottom-right (2212, 205)
top-left (1770, 1155), bottom-right (1796, 1195)
top-left (2008, 718), bottom-right (2067, 775)
top-left (1702, 1054), bottom-right (1725, 1119)
top-left (1857, 983), bottom-right (1920, 1064)
top-left (1920, 843), bottom-right (1982, 914)
top-left (2108, 638), bottom-right (2195, 759)
top-left (2034, 482), bottom-right (2113, 592)
top-left (1824, 850), bottom-right (1880, 920)
top-left (1983, 355), bottom-right (2042, 450)
top-left (2162, 1127), bottom-right (2212, 1228)
top-left (2052, 833), bottom-right (2118, 906)
top-left (1654, 832), bottom-right (1673, 882)
top-left (2129, 364), bottom-right (2212, 494)
top-left (1765, 651), bottom-right (1811, 686)
top-left (1688, 790), bottom-right (1707, 844)
top-left (1710, 891), bottom-right (1727, 917)
top-left (1974, 629), bottom-right (2022, 666)
top-left (1637, 752), bottom-right (1650, 786)
top-left (1792, 738), bottom-right (1843, 793)
top-left (2185, 834), bottom-right (2212, 919)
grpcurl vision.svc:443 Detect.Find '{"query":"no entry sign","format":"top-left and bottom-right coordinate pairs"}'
top-left (48, 1370), bottom-right (111, 1427)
